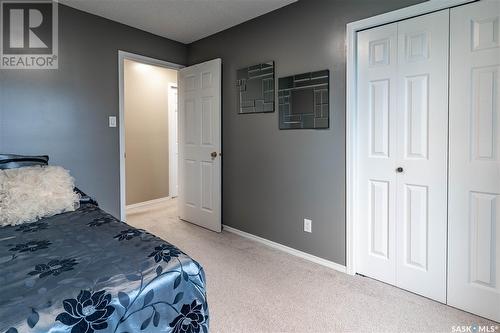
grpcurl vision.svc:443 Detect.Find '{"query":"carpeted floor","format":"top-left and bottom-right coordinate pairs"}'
top-left (126, 199), bottom-right (497, 333)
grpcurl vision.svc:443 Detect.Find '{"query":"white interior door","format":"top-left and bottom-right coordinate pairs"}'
top-left (395, 10), bottom-right (449, 303)
top-left (357, 22), bottom-right (398, 285)
top-left (357, 10), bottom-right (448, 302)
top-left (448, 0), bottom-right (500, 321)
top-left (178, 59), bottom-right (222, 232)
top-left (169, 84), bottom-right (179, 198)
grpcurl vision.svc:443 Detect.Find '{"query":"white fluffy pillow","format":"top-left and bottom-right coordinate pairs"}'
top-left (0, 166), bottom-right (80, 226)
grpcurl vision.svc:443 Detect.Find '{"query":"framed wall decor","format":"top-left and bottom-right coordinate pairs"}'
top-left (236, 62), bottom-right (275, 114)
top-left (278, 70), bottom-right (329, 129)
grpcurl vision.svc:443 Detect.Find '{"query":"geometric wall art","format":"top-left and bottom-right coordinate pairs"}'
top-left (236, 61), bottom-right (275, 114)
top-left (278, 70), bottom-right (329, 129)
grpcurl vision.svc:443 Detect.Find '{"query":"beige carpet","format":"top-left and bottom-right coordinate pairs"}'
top-left (126, 199), bottom-right (497, 333)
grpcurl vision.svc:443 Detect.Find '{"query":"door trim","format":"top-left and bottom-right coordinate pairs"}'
top-left (118, 50), bottom-right (184, 222)
top-left (345, 0), bottom-right (475, 275)
top-left (168, 83), bottom-right (178, 198)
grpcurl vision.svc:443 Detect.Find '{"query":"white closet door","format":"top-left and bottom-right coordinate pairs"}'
top-left (357, 10), bottom-right (449, 302)
top-left (449, 0), bottom-right (500, 322)
top-left (395, 10), bottom-right (449, 303)
top-left (357, 23), bottom-right (398, 285)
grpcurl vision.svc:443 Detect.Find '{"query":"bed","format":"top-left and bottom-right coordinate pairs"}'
top-left (0, 201), bottom-right (209, 333)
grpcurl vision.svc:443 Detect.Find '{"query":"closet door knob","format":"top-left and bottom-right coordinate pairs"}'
top-left (396, 167), bottom-right (404, 173)
top-left (210, 152), bottom-right (217, 158)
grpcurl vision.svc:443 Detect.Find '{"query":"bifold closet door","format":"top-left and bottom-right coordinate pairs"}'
top-left (357, 10), bottom-right (449, 302)
top-left (395, 10), bottom-right (449, 303)
top-left (448, 0), bottom-right (500, 322)
top-left (357, 22), bottom-right (398, 285)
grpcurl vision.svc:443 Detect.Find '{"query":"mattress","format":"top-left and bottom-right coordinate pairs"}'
top-left (0, 203), bottom-right (209, 333)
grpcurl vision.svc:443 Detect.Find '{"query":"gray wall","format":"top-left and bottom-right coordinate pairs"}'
top-left (0, 4), bottom-right (187, 217)
top-left (0, 0), bottom-right (427, 265)
top-left (188, 0), bottom-right (425, 264)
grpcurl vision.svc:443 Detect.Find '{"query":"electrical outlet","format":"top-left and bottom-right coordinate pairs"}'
top-left (304, 218), bottom-right (312, 233)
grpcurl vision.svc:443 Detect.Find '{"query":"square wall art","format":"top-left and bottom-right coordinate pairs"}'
top-left (278, 70), bottom-right (329, 129)
top-left (236, 62), bottom-right (275, 114)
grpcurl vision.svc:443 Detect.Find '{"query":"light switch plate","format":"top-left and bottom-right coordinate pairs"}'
top-left (304, 218), bottom-right (312, 233)
top-left (109, 116), bottom-right (117, 127)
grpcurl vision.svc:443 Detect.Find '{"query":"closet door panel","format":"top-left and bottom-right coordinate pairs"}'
top-left (357, 23), bottom-right (398, 285)
top-left (449, 0), bottom-right (500, 322)
top-left (395, 9), bottom-right (449, 303)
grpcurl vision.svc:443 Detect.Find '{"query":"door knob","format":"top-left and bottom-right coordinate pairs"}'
top-left (396, 167), bottom-right (404, 173)
top-left (211, 152), bottom-right (217, 158)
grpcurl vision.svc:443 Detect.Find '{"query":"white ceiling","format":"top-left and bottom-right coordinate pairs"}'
top-left (59, 0), bottom-right (297, 44)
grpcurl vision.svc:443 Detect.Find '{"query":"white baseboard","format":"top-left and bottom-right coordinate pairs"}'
top-left (223, 225), bottom-right (347, 274)
top-left (126, 197), bottom-right (170, 211)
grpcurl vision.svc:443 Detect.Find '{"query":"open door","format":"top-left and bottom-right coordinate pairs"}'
top-left (178, 58), bottom-right (222, 232)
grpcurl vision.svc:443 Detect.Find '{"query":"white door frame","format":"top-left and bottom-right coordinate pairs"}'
top-left (168, 82), bottom-right (178, 198)
top-left (118, 50), bottom-right (184, 221)
top-left (345, 0), bottom-right (475, 275)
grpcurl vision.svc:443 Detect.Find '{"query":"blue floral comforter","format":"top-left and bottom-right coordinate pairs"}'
top-left (0, 204), bottom-right (209, 333)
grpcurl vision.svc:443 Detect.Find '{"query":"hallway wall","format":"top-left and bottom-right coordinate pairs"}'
top-left (124, 60), bottom-right (178, 205)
